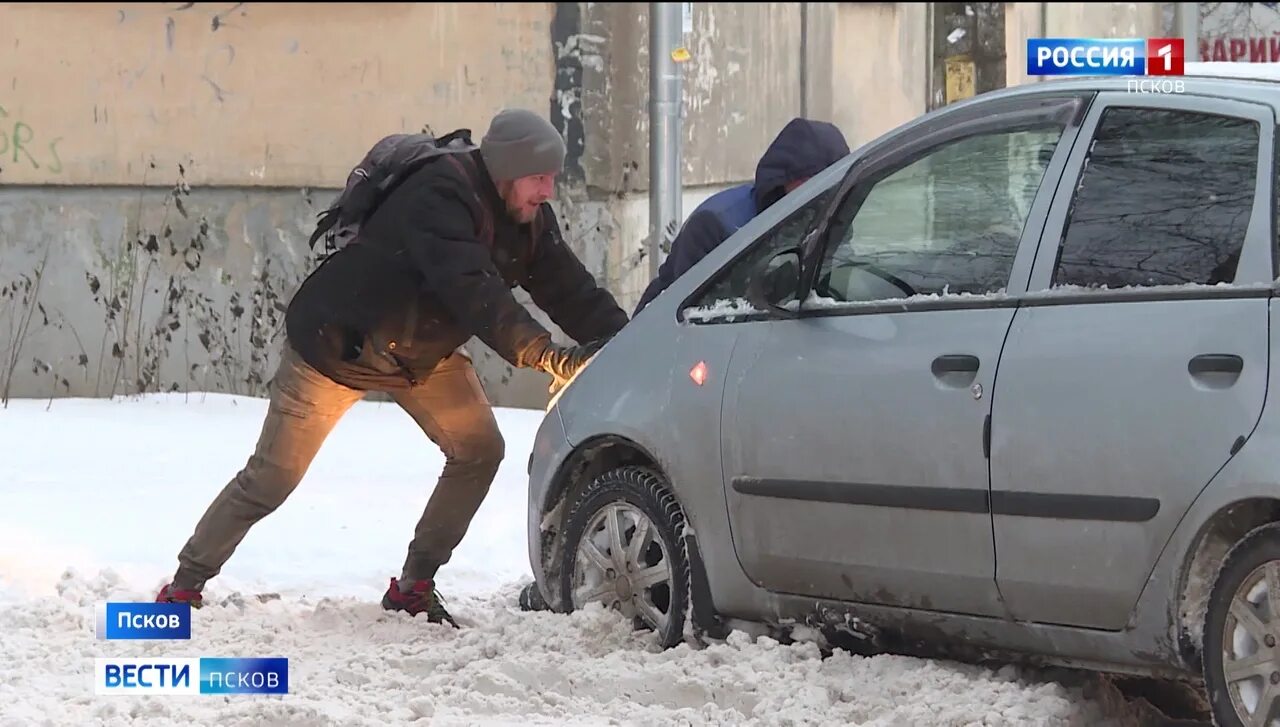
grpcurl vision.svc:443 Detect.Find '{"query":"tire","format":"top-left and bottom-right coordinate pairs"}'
top-left (1203, 522), bottom-right (1280, 727)
top-left (558, 465), bottom-right (691, 648)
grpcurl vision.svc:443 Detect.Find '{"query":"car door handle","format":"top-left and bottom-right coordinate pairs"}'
top-left (932, 354), bottom-right (980, 375)
top-left (1189, 354), bottom-right (1243, 376)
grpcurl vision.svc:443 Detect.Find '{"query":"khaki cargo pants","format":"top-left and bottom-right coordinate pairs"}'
top-left (171, 342), bottom-right (504, 591)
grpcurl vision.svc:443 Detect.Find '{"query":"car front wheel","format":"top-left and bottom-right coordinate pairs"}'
top-left (558, 465), bottom-right (690, 648)
top-left (1204, 522), bottom-right (1280, 726)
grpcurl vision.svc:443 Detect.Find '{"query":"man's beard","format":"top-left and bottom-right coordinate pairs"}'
top-left (509, 203), bottom-right (539, 224)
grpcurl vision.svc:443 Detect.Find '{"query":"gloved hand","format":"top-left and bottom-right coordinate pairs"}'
top-left (537, 338), bottom-right (607, 392)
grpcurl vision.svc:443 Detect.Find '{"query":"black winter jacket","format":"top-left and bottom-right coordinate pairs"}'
top-left (284, 150), bottom-right (628, 391)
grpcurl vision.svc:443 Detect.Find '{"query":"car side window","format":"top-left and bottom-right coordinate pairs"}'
top-left (815, 125), bottom-right (1065, 302)
top-left (689, 189), bottom-right (834, 310)
top-left (1051, 107), bottom-right (1259, 289)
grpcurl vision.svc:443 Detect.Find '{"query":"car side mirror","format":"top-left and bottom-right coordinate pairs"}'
top-left (746, 247), bottom-right (802, 316)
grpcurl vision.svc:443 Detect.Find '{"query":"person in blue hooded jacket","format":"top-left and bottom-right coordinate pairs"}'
top-left (633, 117), bottom-right (850, 315)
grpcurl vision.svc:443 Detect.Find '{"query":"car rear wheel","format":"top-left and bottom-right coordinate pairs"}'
top-left (1204, 522), bottom-right (1280, 727)
top-left (558, 465), bottom-right (690, 648)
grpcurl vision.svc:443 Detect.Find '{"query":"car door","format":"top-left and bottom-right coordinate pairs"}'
top-left (990, 93), bottom-right (1275, 630)
top-left (704, 93), bottom-right (1088, 617)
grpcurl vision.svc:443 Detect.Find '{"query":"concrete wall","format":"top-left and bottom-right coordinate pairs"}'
top-left (0, 2), bottom-right (562, 408)
top-left (1005, 3), bottom-right (1045, 89)
top-left (830, 3), bottom-right (930, 150)
top-left (0, 185), bottom-right (325, 400)
top-left (0, 1), bottom-right (944, 407)
top-left (0, 2), bottom-right (556, 187)
top-left (1042, 2), bottom-right (1165, 39)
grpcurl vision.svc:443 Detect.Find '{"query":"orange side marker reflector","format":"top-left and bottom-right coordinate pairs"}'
top-left (690, 361), bottom-right (708, 386)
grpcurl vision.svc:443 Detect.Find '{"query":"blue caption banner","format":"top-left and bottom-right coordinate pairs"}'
top-left (97, 602), bottom-right (191, 640)
top-left (1027, 38), bottom-right (1145, 76)
top-left (198, 658), bottom-right (289, 695)
top-left (95, 658), bottom-right (290, 695)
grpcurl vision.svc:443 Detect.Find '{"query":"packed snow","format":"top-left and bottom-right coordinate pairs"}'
top-left (682, 298), bottom-right (764, 321)
top-left (781, 288), bottom-right (1012, 312)
top-left (0, 394), bottom-right (1171, 724)
top-left (683, 280), bottom-right (1270, 323)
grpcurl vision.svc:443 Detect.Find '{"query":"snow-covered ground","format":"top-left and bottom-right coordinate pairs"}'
top-left (0, 394), bottom-right (1166, 725)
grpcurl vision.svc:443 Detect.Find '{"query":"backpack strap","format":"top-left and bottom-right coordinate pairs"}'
top-left (440, 152), bottom-right (496, 248)
top-left (307, 130), bottom-right (478, 254)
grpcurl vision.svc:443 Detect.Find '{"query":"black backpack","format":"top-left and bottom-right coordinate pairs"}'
top-left (307, 128), bottom-right (478, 255)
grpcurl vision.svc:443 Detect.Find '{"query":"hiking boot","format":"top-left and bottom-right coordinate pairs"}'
top-left (156, 583), bottom-right (203, 609)
top-left (519, 582), bottom-right (549, 612)
top-left (381, 577), bottom-right (458, 628)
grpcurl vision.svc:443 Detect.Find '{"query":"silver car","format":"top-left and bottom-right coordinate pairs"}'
top-left (526, 74), bottom-right (1280, 726)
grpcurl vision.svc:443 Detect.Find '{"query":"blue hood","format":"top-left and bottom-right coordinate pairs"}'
top-left (752, 118), bottom-right (850, 211)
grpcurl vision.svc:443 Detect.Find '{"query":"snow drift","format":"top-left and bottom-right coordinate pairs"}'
top-left (0, 395), bottom-right (1156, 725)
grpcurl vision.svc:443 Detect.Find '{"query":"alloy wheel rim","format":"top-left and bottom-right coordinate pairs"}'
top-left (571, 501), bottom-right (674, 633)
top-left (1224, 561), bottom-right (1280, 726)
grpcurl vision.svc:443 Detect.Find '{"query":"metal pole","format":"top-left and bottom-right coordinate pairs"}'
top-left (649, 2), bottom-right (682, 279)
top-left (1176, 2), bottom-right (1199, 62)
top-left (924, 3), bottom-right (935, 109)
top-left (799, 2), bottom-right (808, 118)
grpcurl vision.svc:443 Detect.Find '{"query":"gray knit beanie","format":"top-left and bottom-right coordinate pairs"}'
top-left (480, 109), bottom-right (566, 181)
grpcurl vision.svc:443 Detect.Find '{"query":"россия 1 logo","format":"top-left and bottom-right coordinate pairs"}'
top-left (1027, 38), bottom-right (1185, 76)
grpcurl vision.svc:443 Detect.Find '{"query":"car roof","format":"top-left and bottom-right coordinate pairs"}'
top-left (943, 68), bottom-right (1280, 115)
top-left (782, 64), bottom-right (1280, 225)
top-left (826, 70), bottom-right (1280, 179)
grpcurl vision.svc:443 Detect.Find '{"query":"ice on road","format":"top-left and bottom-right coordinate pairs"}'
top-left (0, 394), bottom-right (1149, 725)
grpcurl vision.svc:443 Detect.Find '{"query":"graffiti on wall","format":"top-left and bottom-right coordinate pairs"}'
top-left (0, 104), bottom-right (63, 174)
top-left (1198, 1), bottom-right (1280, 62)
top-left (1199, 36), bottom-right (1280, 62)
